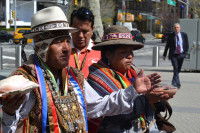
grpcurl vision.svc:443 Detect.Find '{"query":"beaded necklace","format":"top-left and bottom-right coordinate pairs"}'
top-left (34, 55), bottom-right (87, 132)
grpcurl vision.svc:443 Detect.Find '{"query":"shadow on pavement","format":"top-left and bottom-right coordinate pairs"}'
top-left (0, 75), bottom-right (7, 80)
top-left (144, 68), bottom-right (173, 73)
top-left (144, 68), bottom-right (200, 73)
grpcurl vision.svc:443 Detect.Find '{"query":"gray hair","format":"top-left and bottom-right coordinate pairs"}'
top-left (174, 23), bottom-right (180, 27)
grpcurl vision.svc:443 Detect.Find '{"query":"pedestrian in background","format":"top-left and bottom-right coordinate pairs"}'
top-left (163, 23), bottom-right (189, 88)
top-left (69, 7), bottom-right (101, 78)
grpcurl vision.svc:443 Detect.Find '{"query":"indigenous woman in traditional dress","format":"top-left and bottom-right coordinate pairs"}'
top-left (88, 25), bottom-right (172, 133)
top-left (1, 7), bottom-right (158, 133)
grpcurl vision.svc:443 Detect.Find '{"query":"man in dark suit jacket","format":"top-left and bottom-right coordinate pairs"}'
top-left (163, 23), bottom-right (189, 88)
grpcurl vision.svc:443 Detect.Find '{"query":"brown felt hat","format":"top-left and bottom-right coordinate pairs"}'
top-left (92, 25), bottom-right (144, 51)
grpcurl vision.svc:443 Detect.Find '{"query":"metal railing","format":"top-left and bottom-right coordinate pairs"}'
top-left (0, 46), bottom-right (22, 70)
top-left (15, 45), bottom-right (22, 67)
top-left (0, 47), bottom-right (2, 70)
top-left (152, 46), bottom-right (159, 67)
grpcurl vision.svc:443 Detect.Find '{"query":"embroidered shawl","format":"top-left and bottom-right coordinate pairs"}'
top-left (11, 55), bottom-right (87, 133)
top-left (87, 60), bottom-right (140, 96)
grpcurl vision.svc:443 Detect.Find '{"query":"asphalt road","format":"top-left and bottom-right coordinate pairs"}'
top-left (0, 43), bottom-right (34, 69)
top-left (0, 39), bottom-right (168, 70)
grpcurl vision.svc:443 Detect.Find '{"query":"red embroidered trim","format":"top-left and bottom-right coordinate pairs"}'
top-left (102, 33), bottom-right (132, 41)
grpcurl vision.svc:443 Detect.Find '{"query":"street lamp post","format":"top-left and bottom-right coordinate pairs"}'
top-left (178, 0), bottom-right (189, 18)
top-left (12, 0), bottom-right (37, 31)
top-left (14, 0), bottom-right (16, 31)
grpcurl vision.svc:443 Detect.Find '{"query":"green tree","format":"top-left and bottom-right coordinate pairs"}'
top-left (67, 0), bottom-right (115, 37)
top-left (100, 0), bottom-right (115, 29)
top-left (189, 0), bottom-right (200, 18)
top-left (87, 0), bottom-right (104, 36)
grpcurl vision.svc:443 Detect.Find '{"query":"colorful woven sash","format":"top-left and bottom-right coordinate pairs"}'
top-left (88, 60), bottom-right (146, 130)
top-left (68, 69), bottom-right (88, 132)
top-left (88, 60), bottom-right (139, 96)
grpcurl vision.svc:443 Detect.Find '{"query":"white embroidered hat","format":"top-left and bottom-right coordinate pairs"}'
top-left (23, 6), bottom-right (78, 62)
top-left (23, 6), bottom-right (78, 39)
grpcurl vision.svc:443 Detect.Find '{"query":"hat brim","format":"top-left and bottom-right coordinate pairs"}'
top-left (34, 35), bottom-right (71, 46)
top-left (23, 27), bottom-right (78, 39)
top-left (92, 39), bottom-right (144, 51)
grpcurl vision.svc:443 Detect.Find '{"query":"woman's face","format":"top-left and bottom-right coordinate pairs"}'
top-left (106, 46), bottom-right (134, 75)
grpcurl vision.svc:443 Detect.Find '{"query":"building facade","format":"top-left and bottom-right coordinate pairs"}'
top-left (114, 0), bottom-right (153, 33)
top-left (0, 0), bottom-right (62, 28)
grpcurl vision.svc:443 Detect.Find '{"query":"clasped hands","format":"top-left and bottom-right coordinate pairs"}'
top-left (133, 69), bottom-right (171, 103)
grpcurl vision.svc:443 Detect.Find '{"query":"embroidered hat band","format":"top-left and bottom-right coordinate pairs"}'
top-left (102, 33), bottom-right (132, 41)
top-left (92, 25), bottom-right (144, 51)
top-left (31, 21), bottom-right (69, 33)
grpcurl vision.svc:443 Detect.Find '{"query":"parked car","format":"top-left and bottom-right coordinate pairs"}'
top-left (0, 30), bottom-right (14, 44)
top-left (131, 30), bottom-right (145, 44)
top-left (161, 31), bottom-right (173, 43)
top-left (13, 28), bottom-right (32, 44)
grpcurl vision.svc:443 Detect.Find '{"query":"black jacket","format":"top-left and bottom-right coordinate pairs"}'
top-left (163, 32), bottom-right (189, 59)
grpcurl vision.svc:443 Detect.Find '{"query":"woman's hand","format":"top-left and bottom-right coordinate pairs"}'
top-left (145, 89), bottom-right (171, 104)
top-left (2, 94), bottom-right (26, 116)
top-left (147, 73), bottom-right (162, 89)
top-left (134, 69), bottom-right (151, 93)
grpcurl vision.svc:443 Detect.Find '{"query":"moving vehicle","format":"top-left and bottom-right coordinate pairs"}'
top-left (161, 31), bottom-right (173, 43)
top-left (13, 28), bottom-right (32, 44)
top-left (131, 30), bottom-right (145, 44)
top-left (0, 30), bottom-right (14, 44)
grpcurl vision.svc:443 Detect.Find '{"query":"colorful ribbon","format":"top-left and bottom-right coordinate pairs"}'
top-left (34, 56), bottom-right (48, 133)
top-left (68, 69), bottom-right (88, 131)
top-left (73, 48), bottom-right (88, 71)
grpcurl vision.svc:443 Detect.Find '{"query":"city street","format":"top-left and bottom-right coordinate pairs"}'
top-left (0, 0), bottom-right (199, 132)
top-left (0, 39), bottom-right (167, 70)
top-left (0, 39), bottom-right (200, 132)
top-left (0, 43), bottom-right (34, 69)
top-left (135, 39), bottom-right (200, 133)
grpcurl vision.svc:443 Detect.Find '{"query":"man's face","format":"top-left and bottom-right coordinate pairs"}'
top-left (174, 25), bottom-right (181, 34)
top-left (71, 17), bottom-right (94, 50)
top-left (46, 36), bottom-right (71, 70)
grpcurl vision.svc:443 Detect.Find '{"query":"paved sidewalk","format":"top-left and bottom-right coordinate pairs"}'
top-left (143, 33), bottom-right (155, 40)
top-left (143, 66), bottom-right (200, 133)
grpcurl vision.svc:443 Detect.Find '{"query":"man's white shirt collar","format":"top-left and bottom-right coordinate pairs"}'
top-left (71, 38), bottom-right (93, 53)
top-left (71, 38), bottom-right (93, 56)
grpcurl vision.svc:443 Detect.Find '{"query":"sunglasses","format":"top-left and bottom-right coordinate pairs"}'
top-left (72, 9), bottom-right (93, 17)
top-left (72, 9), bottom-right (94, 19)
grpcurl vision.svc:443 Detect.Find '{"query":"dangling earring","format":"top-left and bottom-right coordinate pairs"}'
top-left (108, 60), bottom-right (110, 66)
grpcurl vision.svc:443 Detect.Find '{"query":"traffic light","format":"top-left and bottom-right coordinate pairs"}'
top-left (137, 0), bottom-right (141, 2)
top-left (8, 19), bottom-right (13, 24)
top-left (12, 10), bottom-right (15, 18)
top-left (138, 14), bottom-right (142, 19)
top-left (74, 0), bottom-right (77, 6)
